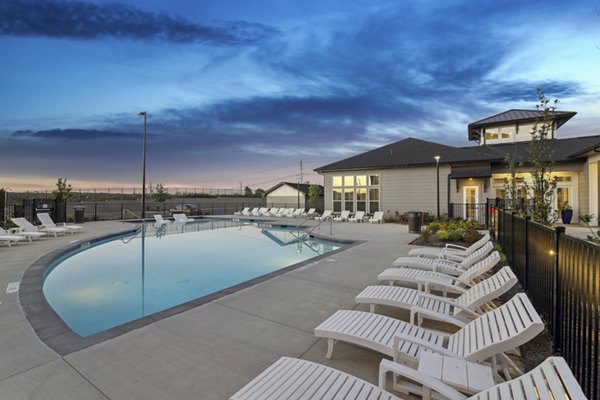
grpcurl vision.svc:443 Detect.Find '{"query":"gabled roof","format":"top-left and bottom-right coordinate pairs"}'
top-left (264, 182), bottom-right (323, 196)
top-left (468, 109), bottom-right (577, 141)
top-left (315, 135), bottom-right (600, 173)
top-left (314, 138), bottom-right (485, 173)
top-left (466, 135), bottom-right (600, 164)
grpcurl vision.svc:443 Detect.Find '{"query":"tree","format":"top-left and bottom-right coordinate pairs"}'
top-left (524, 88), bottom-right (558, 226)
top-left (151, 183), bottom-right (170, 202)
top-left (254, 188), bottom-right (265, 197)
top-left (502, 152), bottom-right (525, 214)
top-left (52, 178), bottom-right (73, 202)
top-left (244, 186), bottom-right (253, 197)
top-left (308, 184), bottom-right (320, 207)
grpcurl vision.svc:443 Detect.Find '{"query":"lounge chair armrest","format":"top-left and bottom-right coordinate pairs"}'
top-left (9, 227), bottom-right (23, 234)
top-left (378, 359), bottom-right (467, 400)
top-left (410, 306), bottom-right (467, 328)
top-left (416, 293), bottom-right (480, 318)
top-left (433, 258), bottom-right (460, 267)
top-left (444, 243), bottom-right (468, 251)
top-left (415, 277), bottom-right (466, 294)
top-left (393, 333), bottom-right (453, 361)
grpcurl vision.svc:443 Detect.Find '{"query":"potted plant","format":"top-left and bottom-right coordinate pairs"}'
top-left (560, 201), bottom-right (573, 224)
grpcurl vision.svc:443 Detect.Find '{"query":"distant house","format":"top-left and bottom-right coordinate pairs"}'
top-left (315, 109), bottom-right (600, 224)
top-left (264, 182), bottom-right (324, 209)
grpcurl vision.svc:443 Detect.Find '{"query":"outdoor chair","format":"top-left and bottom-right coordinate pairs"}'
top-left (315, 210), bottom-right (332, 221)
top-left (314, 293), bottom-right (544, 378)
top-left (356, 266), bottom-right (517, 328)
top-left (0, 228), bottom-right (27, 247)
top-left (230, 356), bottom-right (585, 400)
top-left (12, 217), bottom-right (66, 237)
top-left (37, 212), bottom-right (82, 234)
top-left (369, 211), bottom-right (384, 223)
top-left (391, 242), bottom-right (494, 276)
top-left (408, 233), bottom-right (491, 262)
top-left (0, 225), bottom-right (45, 241)
top-left (173, 213), bottom-right (194, 223)
top-left (348, 210), bottom-right (365, 222)
top-left (333, 210), bottom-right (350, 222)
top-left (377, 251), bottom-right (501, 295)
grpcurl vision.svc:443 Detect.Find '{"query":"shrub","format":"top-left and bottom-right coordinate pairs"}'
top-left (420, 227), bottom-right (432, 240)
top-left (428, 222), bottom-right (441, 233)
top-left (437, 229), bottom-right (450, 241)
top-left (463, 229), bottom-right (481, 244)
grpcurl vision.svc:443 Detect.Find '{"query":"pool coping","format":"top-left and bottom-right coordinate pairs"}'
top-left (19, 221), bottom-right (362, 356)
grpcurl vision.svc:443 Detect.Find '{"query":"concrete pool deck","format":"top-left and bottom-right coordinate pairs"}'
top-left (0, 218), bottom-right (421, 399)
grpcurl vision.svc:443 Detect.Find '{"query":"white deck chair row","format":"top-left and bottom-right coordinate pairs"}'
top-left (391, 241), bottom-right (494, 276)
top-left (408, 232), bottom-right (491, 262)
top-left (314, 293), bottom-right (544, 378)
top-left (231, 356), bottom-right (585, 400)
top-left (356, 265), bottom-right (517, 328)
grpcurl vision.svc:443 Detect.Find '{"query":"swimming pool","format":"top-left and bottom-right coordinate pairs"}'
top-left (42, 219), bottom-right (345, 337)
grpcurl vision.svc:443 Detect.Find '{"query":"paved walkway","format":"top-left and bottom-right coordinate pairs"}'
top-left (0, 218), bottom-right (420, 400)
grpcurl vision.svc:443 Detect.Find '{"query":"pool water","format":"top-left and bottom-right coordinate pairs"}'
top-left (43, 220), bottom-right (344, 337)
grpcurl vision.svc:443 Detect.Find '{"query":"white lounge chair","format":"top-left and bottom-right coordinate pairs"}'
top-left (301, 208), bottom-right (316, 217)
top-left (1, 225), bottom-right (45, 242)
top-left (391, 241), bottom-right (494, 276)
top-left (315, 210), bottom-right (332, 221)
top-left (154, 214), bottom-right (171, 225)
top-left (230, 357), bottom-right (403, 400)
top-left (267, 208), bottom-right (279, 216)
top-left (356, 266), bottom-right (517, 328)
top-left (333, 210), bottom-right (350, 222)
top-left (408, 233), bottom-right (491, 262)
top-left (377, 251), bottom-right (501, 294)
top-left (0, 228), bottom-right (26, 247)
top-left (369, 211), bottom-right (384, 223)
top-left (232, 356), bottom-right (585, 400)
top-left (276, 208), bottom-right (292, 217)
top-left (348, 210), bottom-right (365, 222)
top-left (37, 212), bottom-right (82, 234)
top-left (242, 208), bottom-right (255, 216)
top-left (380, 356), bottom-right (586, 400)
top-left (173, 213), bottom-right (194, 223)
top-left (314, 293), bottom-right (544, 377)
top-left (12, 217), bottom-right (66, 237)
top-left (234, 207), bottom-right (249, 216)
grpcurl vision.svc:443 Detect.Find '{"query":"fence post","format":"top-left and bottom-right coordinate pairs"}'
top-left (553, 226), bottom-right (565, 354)
top-left (211, 203), bottom-right (214, 215)
top-left (94, 203), bottom-right (98, 221)
top-left (524, 216), bottom-right (530, 290)
top-left (448, 203), bottom-right (454, 219)
top-left (511, 211), bottom-right (516, 267)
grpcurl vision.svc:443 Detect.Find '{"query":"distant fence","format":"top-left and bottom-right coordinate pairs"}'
top-left (489, 203), bottom-right (599, 399)
top-left (6, 198), bottom-right (263, 223)
top-left (448, 202), bottom-right (487, 225)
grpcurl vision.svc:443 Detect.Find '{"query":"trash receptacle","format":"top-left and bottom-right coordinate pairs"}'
top-left (407, 211), bottom-right (422, 233)
top-left (74, 206), bottom-right (85, 224)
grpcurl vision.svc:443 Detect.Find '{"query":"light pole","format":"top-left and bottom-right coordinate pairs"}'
top-left (434, 156), bottom-right (440, 219)
top-left (3, 187), bottom-right (10, 224)
top-left (139, 111), bottom-right (147, 219)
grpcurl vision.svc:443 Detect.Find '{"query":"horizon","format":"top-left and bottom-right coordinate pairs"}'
top-left (1, 0), bottom-right (600, 192)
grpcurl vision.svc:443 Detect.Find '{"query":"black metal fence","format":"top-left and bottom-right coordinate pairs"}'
top-left (490, 204), bottom-right (599, 398)
top-left (448, 202), bottom-right (487, 225)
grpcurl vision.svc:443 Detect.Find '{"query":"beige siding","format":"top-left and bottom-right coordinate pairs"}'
top-left (379, 166), bottom-right (450, 214)
top-left (323, 174), bottom-right (333, 210)
top-left (266, 185), bottom-right (305, 207)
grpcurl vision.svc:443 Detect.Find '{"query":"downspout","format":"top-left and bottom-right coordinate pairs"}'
top-left (447, 173), bottom-right (451, 215)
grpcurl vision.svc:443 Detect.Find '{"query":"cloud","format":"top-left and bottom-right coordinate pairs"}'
top-left (11, 128), bottom-right (141, 140)
top-left (0, 0), bottom-right (279, 45)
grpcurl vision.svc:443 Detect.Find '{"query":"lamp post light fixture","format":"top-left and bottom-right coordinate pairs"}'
top-left (434, 155), bottom-right (441, 219)
top-left (139, 111), bottom-right (147, 219)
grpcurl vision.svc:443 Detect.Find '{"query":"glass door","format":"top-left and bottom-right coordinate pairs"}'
top-left (463, 186), bottom-right (479, 221)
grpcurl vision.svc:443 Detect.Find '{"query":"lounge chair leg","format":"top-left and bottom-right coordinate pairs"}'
top-left (370, 304), bottom-right (376, 313)
top-left (325, 339), bottom-right (335, 359)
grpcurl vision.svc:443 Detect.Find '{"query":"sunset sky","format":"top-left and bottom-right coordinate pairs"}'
top-left (1, 0), bottom-right (600, 192)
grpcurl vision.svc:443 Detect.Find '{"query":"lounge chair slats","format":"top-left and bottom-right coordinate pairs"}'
top-left (408, 233), bottom-right (491, 260)
top-left (316, 293), bottom-right (543, 371)
top-left (230, 357), bottom-right (402, 400)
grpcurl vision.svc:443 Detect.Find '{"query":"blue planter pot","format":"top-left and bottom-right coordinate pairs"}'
top-left (561, 209), bottom-right (573, 224)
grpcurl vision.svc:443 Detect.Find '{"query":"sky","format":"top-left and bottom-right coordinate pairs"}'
top-left (1, 0), bottom-right (600, 192)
